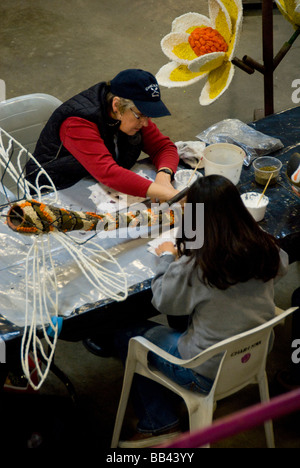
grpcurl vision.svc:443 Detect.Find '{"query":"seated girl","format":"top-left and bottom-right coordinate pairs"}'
top-left (115, 174), bottom-right (289, 448)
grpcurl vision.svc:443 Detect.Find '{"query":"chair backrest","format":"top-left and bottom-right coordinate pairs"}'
top-left (0, 80), bottom-right (5, 101)
top-left (0, 93), bottom-right (62, 201)
top-left (183, 307), bottom-right (297, 401)
top-left (0, 93), bottom-right (62, 154)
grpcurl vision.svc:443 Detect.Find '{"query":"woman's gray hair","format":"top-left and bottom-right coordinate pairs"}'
top-left (106, 91), bottom-right (134, 115)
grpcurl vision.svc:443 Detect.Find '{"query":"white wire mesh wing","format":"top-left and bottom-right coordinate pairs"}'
top-left (22, 236), bottom-right (59, 389)
top-left (21, 232), bottom-right (128, 390)
top-left (0, 127), bottom-right (58, 206)
top-left (0, 127), bottom-right (128, 389)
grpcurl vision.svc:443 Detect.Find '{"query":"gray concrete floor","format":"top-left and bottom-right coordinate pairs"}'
top-left (1, 0), bottom-right (300, 449)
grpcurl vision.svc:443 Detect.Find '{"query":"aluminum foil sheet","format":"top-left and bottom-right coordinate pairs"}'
top-left (0, 161), bottom-right (161, 328)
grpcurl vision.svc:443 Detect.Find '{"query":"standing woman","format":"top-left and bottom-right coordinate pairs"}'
top-left (26, 69), bottom-right (179, 202)
top-left (115, 175), bottom-right (289, 447)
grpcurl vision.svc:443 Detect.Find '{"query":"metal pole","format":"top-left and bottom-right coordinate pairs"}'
top-left (262, 0), bottom-right (274, 115)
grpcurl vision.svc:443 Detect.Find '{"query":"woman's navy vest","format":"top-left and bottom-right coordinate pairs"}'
top-left (25, 82), bottom-right (143, 190)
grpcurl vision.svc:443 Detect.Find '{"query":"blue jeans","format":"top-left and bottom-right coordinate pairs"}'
top-left (114, 322), bottom-right (213, 434)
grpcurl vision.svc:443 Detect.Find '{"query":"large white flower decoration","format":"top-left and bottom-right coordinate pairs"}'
top-left (275, 0), bottom-right (300, 26)
top-left (156, 0), bottom-right (243, 105)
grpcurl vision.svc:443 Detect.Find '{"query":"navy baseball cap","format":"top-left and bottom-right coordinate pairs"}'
top-left (110, 69), bottom-right (171, 118)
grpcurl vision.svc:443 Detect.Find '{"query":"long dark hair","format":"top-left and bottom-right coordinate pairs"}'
top-left (176, 175), bottom-right (280, 290)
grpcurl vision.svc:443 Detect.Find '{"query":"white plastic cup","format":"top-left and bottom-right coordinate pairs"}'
top-left (241, 192), bottom-right (269, 222)
top-left (203, 143), bottom-right (245, 185)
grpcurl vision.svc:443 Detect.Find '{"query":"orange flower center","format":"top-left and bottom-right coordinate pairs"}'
top-left (188, 27), bottom-right (228, 57)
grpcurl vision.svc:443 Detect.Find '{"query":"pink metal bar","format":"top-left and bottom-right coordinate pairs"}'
top-left (157, 388), bottom-right (300, 448)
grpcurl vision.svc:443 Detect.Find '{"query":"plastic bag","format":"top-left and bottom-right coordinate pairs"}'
top-left (175, 141), bottom-right (206, 168)
top-left (196, 119), bottom-right (284, 166)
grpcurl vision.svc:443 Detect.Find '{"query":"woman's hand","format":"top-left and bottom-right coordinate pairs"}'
top-left (155, 241), bottom-right (178, 257)
top-left (155, 170), bottom-right (173, 187)
top-left (146, 181), bottom-right (179, 203)
top-left (145, 168), bottom-right (178, 202)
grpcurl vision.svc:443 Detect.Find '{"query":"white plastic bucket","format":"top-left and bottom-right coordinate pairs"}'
top-left (203, 143), bottom-right (245, 185)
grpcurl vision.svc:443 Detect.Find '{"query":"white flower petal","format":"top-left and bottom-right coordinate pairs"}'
top-left (229, 7), bottom-right (243, 59)
top-left (171, 12), bottom-right (212, 33)
top-left (200, 61), bottom-right (235, 105)
top-left (209, 0), bottom-right (232, 45)
top-left (188, 52), bottom-right (226, 73)
top-left (161, 32), bottom-right (193, 64)
top-left (220, 0), bottom-right (244, 59)
top-left (156, 62), bottom-right (207, 88)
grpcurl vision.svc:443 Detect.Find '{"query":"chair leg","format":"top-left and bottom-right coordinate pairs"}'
top-left (264, 419), bottom-right (275, 448)
top-left (258, 372), bottom-right (275, 448)
top-left (185, 396), bottom-right (214, 448)
top-left (111, 360), bottom-right (136, 448)
top-left (188, 401), bottom-right (214, 432)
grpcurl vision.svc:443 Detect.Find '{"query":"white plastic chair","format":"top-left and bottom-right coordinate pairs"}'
top-left (0, 93), bottom-right (62, 154)
top-left (0, 79), bottom-right (5, 102)
top-left (0, 93), bottom-right (62, 199)
top-left (111, 307), bottom-right (298, 448)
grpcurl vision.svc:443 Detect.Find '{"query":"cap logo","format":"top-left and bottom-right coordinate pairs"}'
top-left (145, 83), bottom-right (160, 98)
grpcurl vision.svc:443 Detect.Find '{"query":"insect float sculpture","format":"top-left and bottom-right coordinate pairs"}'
top-left (6, 199), bottom-right (177, 235)
top-left (0, 126), bottom-right (184, 390)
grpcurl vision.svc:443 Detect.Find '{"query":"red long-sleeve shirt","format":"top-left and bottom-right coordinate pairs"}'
top-left (59, 117), bottom-right (179, 197)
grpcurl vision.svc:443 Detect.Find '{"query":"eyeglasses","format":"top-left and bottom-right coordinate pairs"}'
top-left (130, 108), bottom-right (148, 121)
